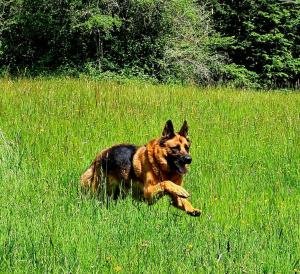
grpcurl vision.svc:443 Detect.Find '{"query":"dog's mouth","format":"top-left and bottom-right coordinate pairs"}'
top-left (175, 162), bottom-right (188, 174)
top-left (167, 156), bottom-right (189, 175)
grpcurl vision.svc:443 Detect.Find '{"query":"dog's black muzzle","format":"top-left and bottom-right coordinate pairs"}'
top-left (179, 154), bottom-right (192, 165)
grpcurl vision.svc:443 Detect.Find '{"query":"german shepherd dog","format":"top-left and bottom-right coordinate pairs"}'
top-left (81, 120), bottom-right (201, 216)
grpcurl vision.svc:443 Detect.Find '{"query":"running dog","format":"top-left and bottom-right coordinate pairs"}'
top-left (81, 120), bottom-right (201, 216)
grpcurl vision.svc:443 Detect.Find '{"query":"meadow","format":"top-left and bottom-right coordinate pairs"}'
top-left (0, 78), bottom-right (299, 273)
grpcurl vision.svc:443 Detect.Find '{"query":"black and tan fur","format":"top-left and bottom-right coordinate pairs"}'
top-left (81, 120), bottom-right (201, 216)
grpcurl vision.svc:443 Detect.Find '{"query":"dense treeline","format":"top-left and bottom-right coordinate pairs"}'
top-left (0, 0), bottom-right (299, 88)
top-left (210, 0), bottom-right (300, 88)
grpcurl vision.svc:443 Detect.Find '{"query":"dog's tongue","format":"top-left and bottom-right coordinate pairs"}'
top-left (179, 165), bottom-right (188, 174)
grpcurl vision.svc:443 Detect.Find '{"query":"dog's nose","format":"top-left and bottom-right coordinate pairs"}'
top-left (184, 155), bottom-right (192, 164)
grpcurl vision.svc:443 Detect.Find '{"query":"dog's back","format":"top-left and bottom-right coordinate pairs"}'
top-left (80, 144), bottom-right (139, 192)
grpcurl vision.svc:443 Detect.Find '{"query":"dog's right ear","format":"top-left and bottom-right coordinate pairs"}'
top-left (159, 120), bottom-right (175, 146)
top-left (160, 120), bottom-right (175, 146)
top-left (162, 120), bottom-right (175, 138)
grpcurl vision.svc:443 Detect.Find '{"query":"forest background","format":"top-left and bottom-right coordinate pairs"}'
top-left (1, 0), bottom-right (299, 89)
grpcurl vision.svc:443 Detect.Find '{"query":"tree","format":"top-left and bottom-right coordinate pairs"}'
top-left (0, 0), bottom-right (222, 84)
top-left (210, 0), bottom-right (300, 88)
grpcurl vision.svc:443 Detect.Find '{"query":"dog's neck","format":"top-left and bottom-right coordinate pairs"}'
top-left (146, 139), bottom-right (179, 181)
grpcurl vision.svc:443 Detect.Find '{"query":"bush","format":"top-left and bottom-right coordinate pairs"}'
top-left (220, 64), bottom-right (261, 89)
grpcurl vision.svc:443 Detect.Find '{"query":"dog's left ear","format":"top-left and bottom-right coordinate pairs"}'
top-left (178, 120), bottom-right (188, 138)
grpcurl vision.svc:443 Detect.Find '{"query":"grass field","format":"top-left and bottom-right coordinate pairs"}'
top-left (0, 78), bottom-right (299, 273)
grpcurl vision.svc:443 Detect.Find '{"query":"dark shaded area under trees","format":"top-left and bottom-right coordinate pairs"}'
top-left (0, 0), bottom-right (299, 88)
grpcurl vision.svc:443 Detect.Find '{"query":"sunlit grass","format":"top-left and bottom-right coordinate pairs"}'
top-left (0, 78), bottom-right (299, 272)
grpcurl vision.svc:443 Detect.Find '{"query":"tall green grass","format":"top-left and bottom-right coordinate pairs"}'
top-left (0, 78), bottom-right (299, 273)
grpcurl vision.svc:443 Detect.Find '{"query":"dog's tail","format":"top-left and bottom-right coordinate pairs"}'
top-left (80, 148), bottom-right (109, 192)
top-left (80, 163), bottom-right (95, 188)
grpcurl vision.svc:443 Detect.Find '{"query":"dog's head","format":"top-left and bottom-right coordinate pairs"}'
top-left (159, 120), bottom-right (192, 175)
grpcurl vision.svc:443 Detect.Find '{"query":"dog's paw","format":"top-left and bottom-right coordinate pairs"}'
top-left (173, 185), bottom-right (190, 198)
top-left (187, 208), bottom-right (202, 217)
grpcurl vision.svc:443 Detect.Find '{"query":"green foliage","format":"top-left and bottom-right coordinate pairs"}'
top-left (1, 0), bottom-right (299, 88)
top-left (0, 0), bottom-right (221, 84)
top-left (221, 64), bottom-right (260, 89)
top-left (74, 14), bottom-right (122, 33)
top-left (162, 0), bottom-right (223, 84)
top-left (210, 0), bottom-right (300, 88)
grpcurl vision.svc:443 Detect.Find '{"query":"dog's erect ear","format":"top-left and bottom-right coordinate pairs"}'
top-left (162, 120), bottom-right (175, 139)
top-left (178, 120), bottom-right (188, 138)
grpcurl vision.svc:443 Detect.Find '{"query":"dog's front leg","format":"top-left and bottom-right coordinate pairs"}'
top-left (171, 196), bottom-right (201, 216)
top-left (143, 180), bottom-right (190, 202)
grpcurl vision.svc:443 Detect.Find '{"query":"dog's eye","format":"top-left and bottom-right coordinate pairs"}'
top-left (185, 145), bottom-right (190, 152)
top-left (171, 145), bottom-right (180, 153)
